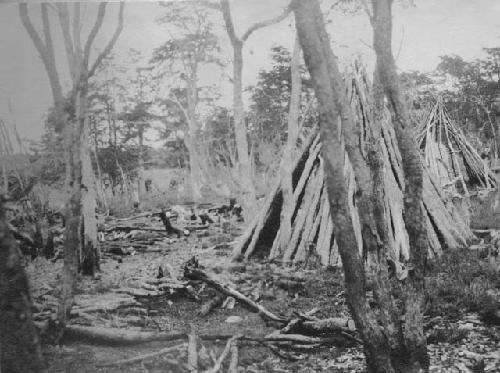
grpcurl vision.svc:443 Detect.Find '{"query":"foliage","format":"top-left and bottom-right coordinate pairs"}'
top-left (150, 2), bottom-right (223, 109)
top-left (28, 107), bottom-right (67, 185)
top-left (248, 45), bottom-right (315, 146)
top-left (93, 145), bottom-right (143, 188)
top-left (246, 45), bottom-right (316, 172)
top-left (436, 50), bottom-right (500, 148)
top-left (204, 106), bottom-right (236, 167)
top-left (151, 2), bottom-right (224, 182)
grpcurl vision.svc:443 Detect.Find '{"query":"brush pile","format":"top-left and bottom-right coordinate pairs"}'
top-left (417, 97), bottom-right (496, 194)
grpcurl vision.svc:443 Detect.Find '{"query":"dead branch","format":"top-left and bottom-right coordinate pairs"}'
top-left (199, 293), bottom-right (224, 316)
top-left (184, 266), bottom-right (286, 323)
top-left (188, 327), bottom-right (199, 373)
top-left (88, 2), bottom-right (125, 78)
top-left (205, 335), bottom-right (240, 373)
top-left (229, 340), bottom-right (239, 373)
top-left (240, 3), bottom-right (293, 42)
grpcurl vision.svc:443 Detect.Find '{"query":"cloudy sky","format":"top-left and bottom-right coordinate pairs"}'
top-left (0, 0), bottom-right (499, 144)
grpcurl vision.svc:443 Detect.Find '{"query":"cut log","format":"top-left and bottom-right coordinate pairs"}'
top-left (62, 325), bottom-right (188, 346)
top-left (286, 317), bottom-right (356, 335)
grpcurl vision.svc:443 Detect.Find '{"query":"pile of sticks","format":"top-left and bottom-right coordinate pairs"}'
top-left (417, 97), bottom-right (497, 191)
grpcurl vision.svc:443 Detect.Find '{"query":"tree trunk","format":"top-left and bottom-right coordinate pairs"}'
top-left (277, 33), bottom-right (301, 257)
top-left (293, 1), bottom-right (429, 371)
top-left (293, 3), bottom-right (390, 371)
top-left (58, 83), bottom-right (100, 334)
top-left (372, 0), bottom-right (429, 370)
top-left (0, 197), bottom-right (44, 372)
top-left (80, 105), bottom-right (99, 276)
top-left (233, 43), bottom-right (256, 201)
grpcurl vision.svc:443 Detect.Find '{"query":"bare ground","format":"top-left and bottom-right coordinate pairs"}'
top-left (26, 215), bottom-right (500, 372)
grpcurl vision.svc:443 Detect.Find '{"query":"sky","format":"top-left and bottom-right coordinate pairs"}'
top-left (0, 0), bottom-right (500, 145)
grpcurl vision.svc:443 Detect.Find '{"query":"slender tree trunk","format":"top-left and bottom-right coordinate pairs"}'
top-left (184, 77), bottom-right (202, 201)
top-left (80, 90), bottom-right (99, 275)
top-left (58, 82), bottom-right (100, 336)
top-left (233, 43), bottom-right (255, 201)
top-left (0, 197), bottom-right (44, 373)
top-left (277, 33), bottom-right (301, 257)
top-left (372, 1), bottom-right (429, 370)
top-left (137, 127), bottom-right (145, 201)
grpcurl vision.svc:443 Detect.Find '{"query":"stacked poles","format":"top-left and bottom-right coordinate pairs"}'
top-left (232, 66), bottom-right (474, 266)
top-left (417, 98), bottom-right (497, 191)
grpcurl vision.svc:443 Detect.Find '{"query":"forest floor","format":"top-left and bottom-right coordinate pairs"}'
top-left (26, 209), bottom-right (500, 372)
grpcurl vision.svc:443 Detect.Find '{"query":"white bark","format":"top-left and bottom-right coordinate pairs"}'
top-left (219, 0), bottom-right (292, 203)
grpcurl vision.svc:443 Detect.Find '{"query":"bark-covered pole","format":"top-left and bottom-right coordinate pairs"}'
top-left (0, 196), bottom-right (44, 372)
top-left (277, 32), bottom-right (302, 257)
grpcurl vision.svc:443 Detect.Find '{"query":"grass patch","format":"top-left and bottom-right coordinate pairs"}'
top-left (425, 247), bottom-right (500, 319)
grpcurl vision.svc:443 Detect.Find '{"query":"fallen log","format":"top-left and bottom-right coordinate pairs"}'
top-left (104, 225), bottom-right (167, 233)
top-left (62, 325), bottom-right (188, 346)
top-left (113, 212), bottom-right (156, 222)
top-left (296, 318), bottom-right (356, 334)
top-left (59, 325), bottom-right (357, 347)
top-left (263, 332), bottom-right (357, 347)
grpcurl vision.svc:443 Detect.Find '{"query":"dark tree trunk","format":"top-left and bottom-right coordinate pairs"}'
top-left (372, 0), bottom-right (429, 369)
top-left (292, 2), bottom-right (392, 371)
top-left (0, 197), bottom-right (44, 372)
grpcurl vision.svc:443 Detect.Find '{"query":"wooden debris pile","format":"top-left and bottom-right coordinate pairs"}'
top-left (232, 66), bottom-right (474, 266)
top-left (182, 258), bottom-right (358, 350)
top-left (417, 97), bottom-right (497, 193)
top-left (33, 265), bottom-right (197, 326)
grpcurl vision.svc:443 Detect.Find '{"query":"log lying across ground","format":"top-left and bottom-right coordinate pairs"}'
top-left (232, 64), bottom-right (475, 266)
top-left (60, 325), bottom-right (357, 348)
